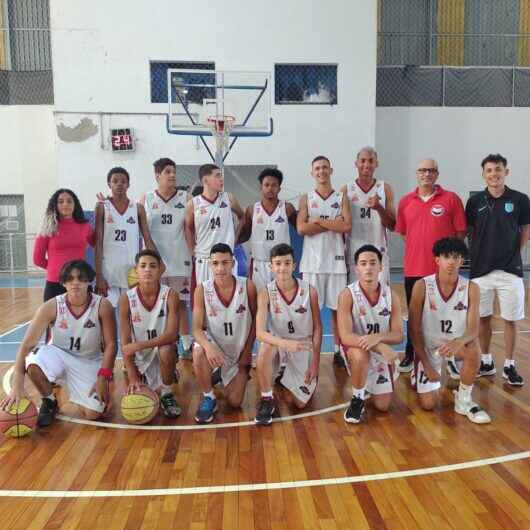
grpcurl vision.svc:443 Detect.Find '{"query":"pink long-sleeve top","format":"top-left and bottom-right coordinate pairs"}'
top-left (33, 218), bottom-right (95, 282)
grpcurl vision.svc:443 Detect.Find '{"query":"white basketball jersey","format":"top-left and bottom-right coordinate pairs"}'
top-left (267, 279), bottom-right (313, 340)
top-left (102, 199), bottom-right (140, 288)
top-left (346, 180), bottom-right (388, 264)
top-left (299, 190), bottom-right (347, 274)
top-left (349, 281), bottom-right (392, 339)
top-left (193, 192), bottom-right (235, 257)
top-left (422, 274), bottom-right (469, 352)
top-left (51, 293), bottom-right (103, 361)
top-left (127, 284), bottom-right (171, 369)
top-left (250, 201), bottom-right (291, 261)
top-left (203, 276), bottom-right (251, 360)
top-left (144, 190), bottom-right (190, 277)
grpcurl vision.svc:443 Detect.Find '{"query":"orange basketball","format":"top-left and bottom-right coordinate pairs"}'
top-left (0, 398), bottom-right (38, 438)
top-left (127, 266), bottom-right (139, 288)
top-left (120, 386), bottom-right (159, 424)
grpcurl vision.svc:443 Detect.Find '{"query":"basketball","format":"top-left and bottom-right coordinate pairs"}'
top-left (120, 387), bottom-right (160, 424)
top-left (0, 399), bottom-right (38, 438)
top-left (127, 266), bottom-right (139, 288)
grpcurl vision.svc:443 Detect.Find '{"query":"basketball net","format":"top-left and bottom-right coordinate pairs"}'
top-left (207, 115), bottom-right (235, 157)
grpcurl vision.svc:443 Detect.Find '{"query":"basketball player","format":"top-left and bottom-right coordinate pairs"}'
top-left (1, 260), bottom-right (116, 426)
top-left (341, 147), bottom-right (396, 286)
top-left (140, 158), bottom-right (193, 356)
top-left (95, 166), bottom-right (161, 307)
top-left (184, 164), bottom-right (244, 287)
top-left (119, 250), bottom-right (181, 418)
top-left (192, 243), bottom-right (257, 423)
top-left (408, 237), bottom-right (491, 423)
top-left (254, 243), bottom-right (322, 425)
top-left (337, 245), bottom-right (403, 424)
top-left (238, 168), bottom-right (296, 290)
top-left (297, 156), bottom-right (351, 367)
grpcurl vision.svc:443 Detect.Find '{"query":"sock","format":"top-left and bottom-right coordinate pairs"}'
top-left (181, 335), bottom-right (193, 350)
top-left (447, 355), bottom-right (455, 364)
top-left (44, 393), bottom-right (56, 402)
top-left (261, 390), bottom-right (273, 399)
top-left (334, 345), bottom-right (340, 354)
top-left (352, 387), bottom-right (366, 400)
top-left (504, 358), bottom-right (515, 368)
top-left (457, 383), bottom-right (473, 402)
top-left (481, 353), bottom-right (493, 364)
top-left (203, 390), bottom-right (215, 400)
top-left (161, 384), bottom-right (173, 397)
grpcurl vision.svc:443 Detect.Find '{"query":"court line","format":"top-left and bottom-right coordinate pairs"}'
top-left (0, 321), bottom-right (30, 339)
top-left (2, 365), bottom-right (349, 430)
top-left (0, 450), bottom-right (528, 498)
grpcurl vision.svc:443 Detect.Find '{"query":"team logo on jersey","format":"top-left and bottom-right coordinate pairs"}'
top-left (335, 255), bottom-right (345, 261)
top-left (257, 216), bottom-right (264, 224)
top-left (295, 306), bottom-right (307, 314)
top-left (453, 301), bottom-right (467, 311)
top-left (351, 194), bottom-right (359, 202)
top-left (431, 205), bottom-right (445, 217)
top-left (83, 319), bottom-right (96, 328)
top-left (359, 305), bottom-right (367, 316)
top-left (458, 284), bottom-right (466, 292)
top-left (299, 385), bottom-right (310, 395)
top-left (59, 319), bottom-right (68, 329)
top-left (219, 201), bottom-right (228, 208)
top-left (275, 216), bottom-right (285, 223)
top-left (132, 313), bottom-right (142, 323)
top-left (106, 215), bottom-right (114, 224)
top-left (158, 308), bottom-right (165, 318)
top-left (376, 374), bottom-right (388, 385)
top-left (505, 202), bottom-right (514, 213)
top-left (180, 287), bottom-right (190, 295)
top-left (378, 307), bottom-right (390, 317)
top-left (311, 202), bottom-right (318, 209)
top-left (130, 298), bottom-right (137, 308)
top-left (152, 203), bottom-right (159, 209)
top-left (175, 203), bottom-right (185, 209)
top-left (200, 207), bottom-right (207, 215)
top-left (126, 216), bottom-right (136, 224)
top-left (236, 304), bottom-right (246, 314)
top-left (207, 308), bottom-right (218, 317)
top-left (330, 202), bottom-right (340, 209)
top-left (273, 304), bottom-right (282, 314)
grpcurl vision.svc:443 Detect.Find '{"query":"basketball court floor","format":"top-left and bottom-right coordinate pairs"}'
top-left (0, 275), bottom-right (529, 529)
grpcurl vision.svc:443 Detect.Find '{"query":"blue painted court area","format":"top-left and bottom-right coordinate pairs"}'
top-left (0, 276), bottom-right (45, 288)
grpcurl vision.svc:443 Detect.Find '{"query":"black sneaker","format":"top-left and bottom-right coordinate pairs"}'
top-left (160, 393), bottom-right (182, 419)
top-left (274, 365), bottom-right (286, 386)
top-left (333, 351), bottom-right (347, 369)
top-left (37, 397), bottom-right (58, 427)
top-left (478, 360), bottom-right (496, 377)
top-left (344, 397), bottom-right (365, 424)
top-left (211, 367), bottom-right (222, 387)
top-left (398, 352), bottom-right (413, 373)
top-left (254, 397), bottom-right (276, 426)
top-left (446, 359), bottom-right (461, 380)
top-left (503, 365), bottom-right (524, 386)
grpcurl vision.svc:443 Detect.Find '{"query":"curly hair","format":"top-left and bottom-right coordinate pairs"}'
top-left (40, 189), bottom-right (87, 236)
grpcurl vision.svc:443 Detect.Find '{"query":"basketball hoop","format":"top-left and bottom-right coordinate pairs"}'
top-left (207, 115), bottom-right (236, 154)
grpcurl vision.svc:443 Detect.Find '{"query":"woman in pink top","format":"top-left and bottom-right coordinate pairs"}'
top-left (33, 189), bottom-right (95, 301)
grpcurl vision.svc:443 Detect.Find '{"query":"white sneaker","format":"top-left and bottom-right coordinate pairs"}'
top-left (453, 392), bottom-right (491, 424)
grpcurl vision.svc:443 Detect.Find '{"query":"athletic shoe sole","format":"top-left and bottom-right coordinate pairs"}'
top-left (446, 364), bottom-right (461, 381)
top-left (343, 409), bottom-right (363, 424)
top-left (503, 373), bottom-right (524, 386)
top-left (477, 369), bottom-right (496, 377)
top-left (254, 406), bottom-right (276, 426)
top-left (398, 363), bottom-right (413, 373)
top-left (194, 404), bottom-right (218, 424)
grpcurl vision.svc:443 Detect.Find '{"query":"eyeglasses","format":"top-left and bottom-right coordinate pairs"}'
top-left (417, 168), bottom-right (438, 174)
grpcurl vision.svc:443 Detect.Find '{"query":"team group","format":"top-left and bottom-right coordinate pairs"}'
top-left (2, 148), bottom-right (529, 427)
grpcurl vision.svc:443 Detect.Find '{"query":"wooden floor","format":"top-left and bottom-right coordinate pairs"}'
top-left (0, 285), bottom-right (529, 529)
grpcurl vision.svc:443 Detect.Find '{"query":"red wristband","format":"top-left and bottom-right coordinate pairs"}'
top-left (97, 368), bottom-right (113, 380)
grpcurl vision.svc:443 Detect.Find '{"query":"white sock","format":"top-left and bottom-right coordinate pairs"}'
top-left (181, 335), bottom-right (193, 350)
top-left (203, 390), bottom-right (215, 400)
top-left (261, 390), bottom-right (273, 399)
top-left (352, 387), bottom-right (366, 400)
top-left (504, 359), bottom-right (515, 368)
top-left (457, 383), bottom-right (473, 402)
top-left (44, 393), bottom-right (56, 402)
top-left (481, 353), bottom-right (492, 363)
top-left (161, 384), bottom-right (173, 397)
top-left (447, 355), bottom-right (456, 363)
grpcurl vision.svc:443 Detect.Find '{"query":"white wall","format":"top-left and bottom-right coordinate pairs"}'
top-left (49, 0), bottom-right (377, 205)
top-left (0, 106), bottom-right (57, 233)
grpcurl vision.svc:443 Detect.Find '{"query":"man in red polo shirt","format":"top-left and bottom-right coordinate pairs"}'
top-left (396, 158), bottom-right (467, 373)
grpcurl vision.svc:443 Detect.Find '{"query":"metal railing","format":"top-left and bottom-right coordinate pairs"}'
top-left (0, 232), bottom-right (38, 273)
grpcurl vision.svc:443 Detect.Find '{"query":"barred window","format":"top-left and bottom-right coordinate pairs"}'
top-left (275, 64), bottom-right (337, 105)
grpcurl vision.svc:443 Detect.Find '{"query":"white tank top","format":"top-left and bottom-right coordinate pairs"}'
top-left (193, 192), bottom-right (235, 257)
top-left (51, 293), bottom-right (103, 360)
top-left (144, 189), bottom-right (190, 277)
top-left (346, 180), bottom-right (388, 264)
top-left (349, 281), bottom-right (392, 338)
top-left (202, 276), bottom-right (251, 360)
top-left (267, 279), bottom-right (313, 340)
top-left (102, 199), bottom-right (140, 288)
top-left (422, 274), bottom-right (469, 352)
top-left (127, 284), bottom-right (171, 368)
top-left (299, 190), bottom-right (347, 274)
top-left (250, 201), bottom-right (291, 262)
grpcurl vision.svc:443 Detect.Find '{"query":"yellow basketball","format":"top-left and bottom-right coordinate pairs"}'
top-left (120, 387), bottom-right (159, 424)
top-left (0, 398), bottom-right (38, 438)
top-left (127, 266), bottom-right (139, 288)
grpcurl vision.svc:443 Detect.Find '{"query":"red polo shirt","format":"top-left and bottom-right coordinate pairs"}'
top-left (396, 185), bottom-right (466, 277)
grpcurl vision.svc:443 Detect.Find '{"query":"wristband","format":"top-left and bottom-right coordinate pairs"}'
top-left (97, 367), bottom-right (113, 380)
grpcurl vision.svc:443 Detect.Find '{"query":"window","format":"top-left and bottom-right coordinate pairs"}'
top-left (275, 64), bottom-right (337, 105)
top-left (150, 61), bottom-right (215, 103)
